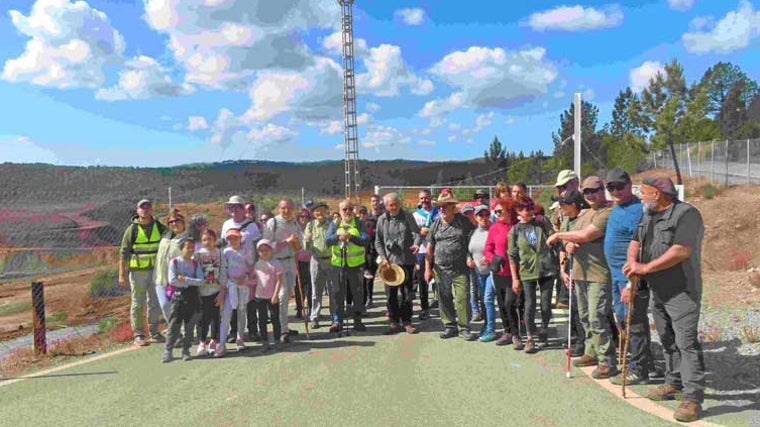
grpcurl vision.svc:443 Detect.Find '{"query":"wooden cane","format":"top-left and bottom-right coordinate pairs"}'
top-left (295, 265), bottom-right (310, 340)
top-left (621, 274), bottom-right (638, 398)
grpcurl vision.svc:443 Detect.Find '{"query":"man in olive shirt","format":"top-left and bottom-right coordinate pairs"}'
top-left (304, 202), bottom-right (332, 329)
top-left (623, 176), bottom-right (705, 423)
top-left (547, 176), bottom-right (616, 379)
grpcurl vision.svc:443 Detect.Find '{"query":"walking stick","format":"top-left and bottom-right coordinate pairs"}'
top-left (617, 323), bottom-right (625, 366)
top-left (621, 274), bottom-right (638, 398)
top-left (566, 255), bottom-right (574, 379)
top-left (295, 265), bottom-right (310, 340)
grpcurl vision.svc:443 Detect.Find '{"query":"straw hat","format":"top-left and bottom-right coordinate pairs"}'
top-left (436, 191), bottom-right (459, 205)
top-left (377, 263), bottom-right (405, 287)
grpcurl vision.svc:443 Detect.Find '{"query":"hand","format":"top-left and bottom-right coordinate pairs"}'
top-left (546, 234), bottom-right (559, 246)
top-left (214, 291), bottom-right (225, 307)
top-left (271, 295), bottom-right (279, 304)
top-left (177, 275), bottom-right (186, 282)
top-left (565, 242), bottom-right (579, 254)
top-left (118, 275), bottom-right (127, 287)
top-left (479, 256), bottom-right (489, 266)
top-left (424, 267), bottom-right (432, 284)
top-left (380, 259), bottom-right (390, 269)
top-left (512, 280), bottom-right (521, 294)
top-left (621, 287), bottom-right (632, 304)
top-left (338, 232), bottom-right (348, 242)
top-left (304, 231), bottom-right (313, 241)
top-left (420, 227), bottom-right (429, 237)
top-left (622, 261), bottom-right (648, 277)
top-left (561, 271), bottom-right (573, 289)
top-left (410, 245), bottom-right (419, 254)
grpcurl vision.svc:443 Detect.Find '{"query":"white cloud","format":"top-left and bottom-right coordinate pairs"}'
top-left (321, 120), bottom-right (342, 135)
top-left (143, 0), bottom-right (340, 89)
top-left (242, 56), bottom-right (343, 122)
top-left (422, 46), bottom-right (557, 117)
top-left (505, 116), bottom-right (516, 125)
top-left (447, 135), bottom-right (457, 142)
top-left (356, 44), bottom-right (434, 97)
top-left (365, 102), bottom-right (381, 113)
top-left (362, 124), bottom-right (411, 150)
top-left (629, 61), bottom-right (665, 92)
top-left (0, 136), bottom-right (59, 164)
top-left (396, 8), bottom-right (425, 26)
top-left (417, 139), bottom-right (435, 146)
top-left (95, 55), bottom-right (193, 100)
top-left (668, 0), bottom-right (695, 12)
top-left (247, 123), bottom-right (297, 146)
top-left (682, 0), bottom-right (760, 54)
top-left (553, 90), bottom-right (566, 98)
top-left (356, 113), bottom-right (371, 125)
top-left (474, 112), bottom-right (494, 132)
top-left (527, 5), bottom-right (623, 31)
top-left (187, 116), bottom-right (209, 131)
top-left (2, 0), bottom-right (125, 88)
top-left (448, 123), bottom-right (462, 131)
top-left (322, 31), bottom-right (369, 57)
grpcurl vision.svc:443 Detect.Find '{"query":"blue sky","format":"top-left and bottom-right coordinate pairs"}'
top-left (1, 0), bottom-right (759, 167)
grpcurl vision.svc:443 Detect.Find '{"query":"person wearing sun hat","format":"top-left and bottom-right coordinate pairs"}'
top-left (424, 189), bottom-right (478, 341)
top-left (304, 201), bottom-right (332, 329)
top-left (623, 175), bottom-right (705, 423)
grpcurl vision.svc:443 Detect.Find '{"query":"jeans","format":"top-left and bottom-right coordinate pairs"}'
top-left (386, 265), bottom-right (415, 323)
top-left (611, 280), bottom-right (628, 322)
top-left (470, 272), bottom-right (488, 315)
top-left (129, 269), bottom-right (160, 338)
top-left (523, 276), bottom-right (554, 335)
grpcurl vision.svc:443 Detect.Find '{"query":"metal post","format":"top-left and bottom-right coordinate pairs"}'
top-left (301, 187), bottom-right (305, 207)
top-left (653, 151), bottom-right (657, 169)
top-left (725, 140), bottom-right (729, 186)
top-left (573, 93), bottom-right (582, 178)
top-left (711, 142), bottom-right (715, 182)
top-left (168, 187), bottom-right (172, 210)
top-left (32, 281), bottom-right (47, 356)
top-left (697, 141), bottom-right (701, 176)
top-left (748, 139), bottom-right (751, 184)
top-left (687, 143), bottom-right (692, 177)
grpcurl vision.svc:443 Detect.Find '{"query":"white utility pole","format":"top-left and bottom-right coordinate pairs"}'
top-left (573, 93), bottom-right (582, 178)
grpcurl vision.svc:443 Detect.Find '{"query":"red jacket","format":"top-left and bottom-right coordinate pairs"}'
top-left (484, 220), bottom-right (513, 277)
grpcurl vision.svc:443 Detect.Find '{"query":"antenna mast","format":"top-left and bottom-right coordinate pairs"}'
top-left (339, 0), bottom-right (360, 199)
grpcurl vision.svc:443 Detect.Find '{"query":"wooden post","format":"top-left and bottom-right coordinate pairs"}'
top-left (31, 281), bottom-right (47, 356)
top-left (725, 140), bottom-right (729, 186)
top-left (748, 139), bottom-right (751, 184)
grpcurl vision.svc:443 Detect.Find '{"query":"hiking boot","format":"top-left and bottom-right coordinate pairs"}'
top-left (674, 399), bottom-right (701, 423)
top-left (161, 349), bottom-right (173, 363)
top-left (236, 339), bottom-right (247, 352)
top-left (471, 312), bottom-right (483, 322)
top-left (646, 383), bottom-right (683, 401)
top-left (181, 351), bottom-right (192, 361)
top-left (439, 328), bottom-right (458, 339)
top-left (280, 334), bottom-right (290, 344)
top-left (591, 364), bottom-right (619, 379)
top-left (512, 335), bottom-right (524, 350)
top-left (207, 340), bottom-right (217, 356)
top-left (418, 310), bottom-right (430, 321)
top-left (460, 330), bottom-right (478, 341)
top-left (524, 338), bottom-right (538, 354)
top-left (570, 345), bottom-right (585, 357)
top-left (329, 322), bottom-right (342, 334)
top-left (495, 332), bottom-right (513, 346)
top-left (384, 322), bottom-right (400, 335)
top-left (610, 371), bottom-right (650, 386)
top-left (196, 342), bottom-right (208, 357)
top-left (573, 355), bottom-right (598, 367)
top-left (134, 336), bottom-right (149, 347)
top-left (404, 323), bottom-right (419, 334)
top-left (353, 319), bottom-right (366, 332)
top-left (479, 331), bottom-right (498, 342)
top-left (311, 320), bottom-right (320, 329)
top-left (149, 334), bottom-right (166, 343)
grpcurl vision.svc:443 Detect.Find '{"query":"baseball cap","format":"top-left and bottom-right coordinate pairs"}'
top-left (473, 205), bottom-right (490, 215)
top-left (605, 168), bottom-right (631, 185)
top-left (555, 170), bottom-right (578, 187)
top-left (461, 204), bottom-right (475, 214)
top-left (581, 176), bottom-right (603, 190)
top-left (256, 239), bottom-right (273, 250)
top-left (176, 233), bottom-right (194, 248)
top-left (558, 189), bottom-right (585, 207)
top-left (473, 189), bottom-right (489, 198)
top-left (225, 228), bottom-right (242, 239)
top-left (137, 199), bottom-right (152, 208)
top-left (642, 176), bottom-right (678, 197)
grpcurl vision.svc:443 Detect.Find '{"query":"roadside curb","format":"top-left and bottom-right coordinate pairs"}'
top-left (578, 366), bottom-right (724, 427)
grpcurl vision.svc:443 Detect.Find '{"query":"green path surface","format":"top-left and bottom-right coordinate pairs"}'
top-left (2, 296), bottom-right (756, 426)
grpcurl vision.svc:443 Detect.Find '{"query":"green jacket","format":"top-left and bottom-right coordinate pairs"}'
top-left (507, 219), bottom-right (558, 281)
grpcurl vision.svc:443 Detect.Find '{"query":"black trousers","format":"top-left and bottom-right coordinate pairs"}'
top-left (165, 290), bottom-right (200, 352)
top-left (295, 260), bottom-right (312, 314)
top-left (493, 275), bottom-right (520, 335)
top-left (254, 298), bottom-right (281, 342)
top-left (197, 293), bottom-right (220, 342)
top-left (624, 285), bottom-right (652, 377)
top-left (386, 265), bottom-right (415, 323)
top-left (523, 276), bottom-right (554, 335)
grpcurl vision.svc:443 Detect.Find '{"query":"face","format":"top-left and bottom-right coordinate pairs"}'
top-left (638, 185), bottom-right (659, 212)
top-left (474, 193), bottom-right (488, 204)
top-left (201, 233), bottom-right (216, 249)
top-left (278, 200), bottom-right (295, 220)
top-left (245, 206), bottom-right (256, 220)
top-left (606, 181), bottom-right (632, 204)
top-left (313, 207), bottom-right (325, 221)
top-left (137, 203), bottom-right (152, 219)
top-left (181, 241), bottom-right (195, 258)
top-left (556, 180), bottom-right (578, 197)
top-left (476, 210), bottom-right (490, 227)
top-left (227, 203), bottom-right (245, 221)
top-left (339, 203), bottom-right (354, 221)
top-left (358, 211), bottom-right (368, 220)
top-left (385, 197), bottom-right (400, 215)
top-left (582, 186), bottom-right (606, 206)
top-left (418, 192), bottom-right (432, 209)
top-left (298, 214), bottom-right (310, 226)
top-left (226, 235), bottom-right (241, 249)
top-left (168, 218), bottom-right (185, 233)
top-left (517, 206), bottom-right (533, 221)
top-left (257, 244), bottom-right (273, 260)
top-left (559, 202), bottom-right (578, 218)
top-left (511, 186), bottom-right (526, 200)
top-left (439, 203), bottom-right (457, 217)
top-left (370, 196), bottom-right (380, 207)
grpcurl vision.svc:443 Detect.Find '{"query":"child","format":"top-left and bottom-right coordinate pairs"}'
top-left (163, 236), bottom-right (204, 363)
top-left (253, 239), bottom-right (283, 353)
top-left (194, 229), bottom-right (224, 357)
top-left (219, 228), bottom-right (255, 356)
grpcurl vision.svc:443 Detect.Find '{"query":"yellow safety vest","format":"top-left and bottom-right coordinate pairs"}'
top-left (331, 218), bottom-right (365, 268)
top-left (129, 222), bottom-right (162, 270)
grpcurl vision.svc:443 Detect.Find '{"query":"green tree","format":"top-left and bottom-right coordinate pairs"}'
top-left (717, 80), bottom-right (749, 140)
top-left (484, 136), bottom-right (507, 168)
top-left (551, 100), bottom-right (602, 171)
top-left (698, 61), bottom-right (759, 117)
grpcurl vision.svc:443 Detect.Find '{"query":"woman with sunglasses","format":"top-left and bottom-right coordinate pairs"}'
top-left (154, 209), bottom-right (187, 325)
top-left (508, 197), bottom-right (558, 353)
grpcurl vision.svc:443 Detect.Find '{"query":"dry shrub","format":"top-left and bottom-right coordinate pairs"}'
top-left (750, 272), bottom-right (760, 290)
top-left (728, 249), bottom-right (752, 271)
top-left (109, 322), bottom-right (134, 343)
top-left (740, 326), bottom-right (760, 344)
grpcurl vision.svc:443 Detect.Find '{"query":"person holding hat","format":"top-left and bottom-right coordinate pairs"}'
top-left (623, 176), bottom-right (705, 423)
top-left (375, 193), bottom-right (424, 334)
top-left (304, 202), bottom-right (332, 329)
top-left (547, 176), bottom-right (617, 380)
top-left (326, 199), bottom-right (370, 333)
top-left (119, 199), bottom-right (167, 347)
top-left (220, 195), bottom-right (262, 344)
top-left (602, 168), bottom-right (654, 387)
top-left (425, 191), bottom-right (478, 341)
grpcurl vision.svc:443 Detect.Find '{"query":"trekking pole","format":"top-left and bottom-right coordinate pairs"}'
top-left (566, 255), bottom-right (574, 379)
top-left (295, 266), bottom-right (310, 340)
top-left (621, 274), bottom-right (638, 398)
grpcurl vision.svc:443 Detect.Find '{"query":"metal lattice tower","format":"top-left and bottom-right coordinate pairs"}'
top-left (339, 0), bottom-right (360, 199)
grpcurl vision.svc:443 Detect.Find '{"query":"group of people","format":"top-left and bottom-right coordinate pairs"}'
top-left (118, 168), bottom-right (706, 423)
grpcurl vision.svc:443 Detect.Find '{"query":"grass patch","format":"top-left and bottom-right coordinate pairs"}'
top-left (88, 268), bottom-right (124, 298)
top-left (703, 183), bottom-right (716, 199)
top-left (97, 316), bottom-right (119, 334)
top-left (46, 312), bottom-right (67, 323)
top-left (0, 301), bottom-right (32, 317)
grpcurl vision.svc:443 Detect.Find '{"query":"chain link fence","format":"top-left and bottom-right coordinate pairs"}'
top-left (372, 184), bottom-right (556, 210)
top-left (646, 138), bottom-right (760, 186)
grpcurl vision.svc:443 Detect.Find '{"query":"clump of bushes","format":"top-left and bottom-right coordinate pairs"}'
top-left (88, 268), bottom-right (124, 297)
top-left (703, 183), bottom-right (716, 199)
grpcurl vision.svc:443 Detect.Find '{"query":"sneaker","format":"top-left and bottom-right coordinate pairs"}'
top-left (384, 322), bottom-right (400, 335)
top-left (439, 328), bottom-right (458, 339)
top-left (471, 312), bottom-right (482, 322)
top-left (161, 349), bottom-right (173, 363)
top-left (512, 336), bottom-right (524, 350)
top-left (329, 322), bottom-right (341, 333)
top-left (610, 371), bottom-right (650, 386)
top-left (524, 338), bottom-right (539, 354)
top-left (363, 270), bottom-right (374, 279)
top-left (591, 364), bottom-right (619, 379)
top-left (213, 343), bottom-right (227, 358)
top-left (247, 332), bottom-right (261, 342)
top-left (674, 399), bottom-right (701, 423)
top-left (646, 383), bottom-right (683, 401)
top-left (383, 310), bottom-right (390, 318)
top-left (418, 310), bottom-right (430, 321)
top-left (280, 334), bottom-right (290, 344)
top-left (207, 340), bottom-right (217, 356)
top-left (134, 336), bottom-right (149, 347)
top-left (537, 329), bottom-right (549, 344)
top-left (288, 329), bottom-right (299, 336)
top-left (573, 355), bottom-right (598, 367)
top-left (149, 334), bottom-right (166, 343)
top-left (495, 332), bottom-right (513, 346)
top-left (182, 351), bottom-right (192, 361)
top-left (479, 331), bottom-right (498, 342)
top-left (404, 323), bottom-right (419, 334)
top-left (227, 335), bottom-right (237, 344)
top-left (311, 320), bottom-right (320, 329)
top-left (196, 342), bottom-right (208, 357)
top-left (366, 301), bottom-right (374, 309)
top-left (460, 330), bottom-right (478, 341)
top-left (236, 339), bottom-right (247, 351)
top-left (353, 320), bottom-right (366, 332)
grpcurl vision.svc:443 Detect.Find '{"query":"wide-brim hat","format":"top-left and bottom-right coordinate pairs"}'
top-left (555, 169), bottom-right (578, 187)
top-left (436, 192), bottom-right (459, 205)
top-left (377, 263), bottom-right (405, 287)
top-left (224, 195), bottom-right (246, 205)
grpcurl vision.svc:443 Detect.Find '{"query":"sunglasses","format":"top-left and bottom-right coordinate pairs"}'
top-left (556, 184), bottom-right (568, 191)
top-left (605, 182), bottom-right (626, 191)
top-left (168, 220), bottom-right (184, 225)
top-left (582, 187), bottom-right (603, 195)
top-left (493, 209), bottom-right (503, 214)
top-left (340, 208), bottom-right (352, 212)
top-left (476, 212), bottom-right (490, 218)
